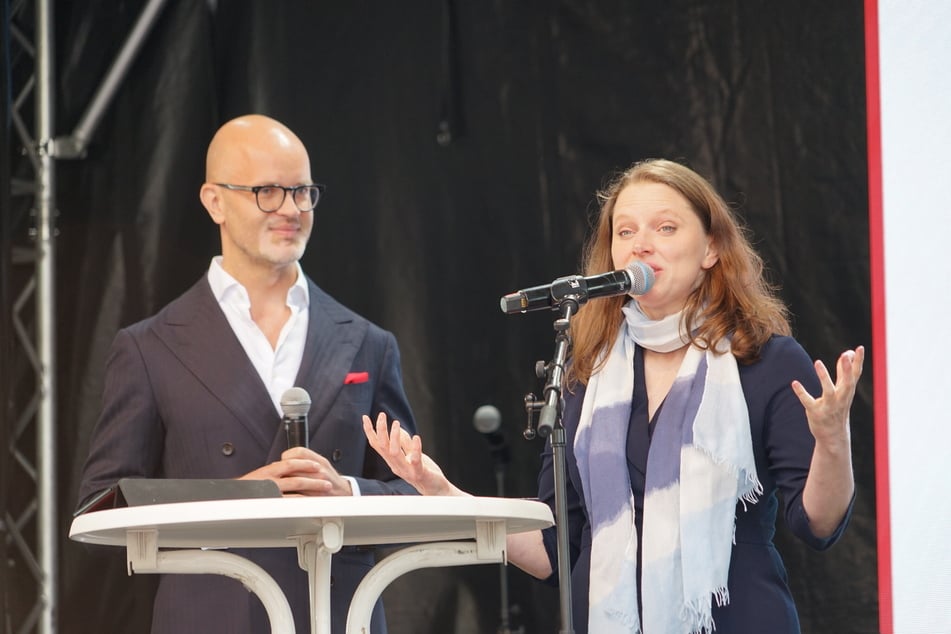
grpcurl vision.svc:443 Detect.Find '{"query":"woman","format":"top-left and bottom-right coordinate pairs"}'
top-left (364, 159), bottom-right (863, 634)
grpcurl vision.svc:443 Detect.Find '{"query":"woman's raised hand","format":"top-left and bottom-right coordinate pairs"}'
top-left (362, 412), bottom-right (467, 497)
top-left (793, 345), bottom-right (864, 537)
top-left (792, 345), bottom-right (865, 449)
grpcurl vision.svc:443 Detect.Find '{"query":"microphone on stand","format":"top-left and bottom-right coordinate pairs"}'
top-left (499, 260), bottom-right (654, 314)
top-left (280, 387), bottom-right (311, 449)
top-left (473, 404), bottom-right (510, 466)
top-left (472, 404), bottom-right (523, 634)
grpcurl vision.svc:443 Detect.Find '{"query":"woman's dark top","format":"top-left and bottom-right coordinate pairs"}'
top-left (537, 336), bottom-right (853, 633)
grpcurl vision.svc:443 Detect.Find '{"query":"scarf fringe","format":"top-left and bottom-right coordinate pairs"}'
top-left (681, 586), bottom-right (730, 634)
top-left (689, 442), bottom-right (764, 509)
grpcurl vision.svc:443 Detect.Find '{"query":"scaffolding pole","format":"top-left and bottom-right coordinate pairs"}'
top-left (34, 0), bottom-right (57, 630)
top-left (2, 0), bottom-right (169, 631)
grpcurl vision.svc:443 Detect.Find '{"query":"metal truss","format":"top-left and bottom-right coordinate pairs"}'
top-left (2, 0), bottom-right (167, 631)
top-left (4, 0), bottom-right (58, 631)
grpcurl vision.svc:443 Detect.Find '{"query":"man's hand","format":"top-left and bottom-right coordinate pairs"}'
top-left (239, 447), bottom-right (353, 496)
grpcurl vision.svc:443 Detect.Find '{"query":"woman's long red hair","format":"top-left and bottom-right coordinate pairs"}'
top-left (567, 159), bottom-right (790, 386)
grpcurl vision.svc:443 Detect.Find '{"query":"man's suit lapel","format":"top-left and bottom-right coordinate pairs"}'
top-left (154, 278), bottom-right (279, 452)
top-left (286, 280), bottom-right (367, 450)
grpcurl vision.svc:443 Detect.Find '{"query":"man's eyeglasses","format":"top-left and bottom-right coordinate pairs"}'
top-left (214, 183), bottom-right (326, 213)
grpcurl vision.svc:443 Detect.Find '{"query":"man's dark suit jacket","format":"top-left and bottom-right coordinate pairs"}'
top-left (78, 275), bottom-right (418, 634)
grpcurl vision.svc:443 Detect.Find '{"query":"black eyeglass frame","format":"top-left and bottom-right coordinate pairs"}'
top-left (214, 182), bottom-right (326, 213)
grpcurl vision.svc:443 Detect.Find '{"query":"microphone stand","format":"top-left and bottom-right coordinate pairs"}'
top-left (523, 297), bottom-right (578, 634)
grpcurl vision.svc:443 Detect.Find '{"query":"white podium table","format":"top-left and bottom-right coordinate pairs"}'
top-left (69, 496), bottom-right (553, 634)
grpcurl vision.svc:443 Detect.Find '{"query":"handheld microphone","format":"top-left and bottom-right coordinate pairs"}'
top-left (499, 261), bottom-right (654, 314)
top-left (280, 387), bottom-right (311, 449)
top-left (473, 404), bottom-right (510, 466)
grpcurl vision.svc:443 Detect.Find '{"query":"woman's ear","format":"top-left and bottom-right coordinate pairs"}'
top-left (702, 238), bottom-right (719, 270)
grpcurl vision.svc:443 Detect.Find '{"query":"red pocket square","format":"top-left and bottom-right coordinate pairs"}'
top-left (344, 371), bottom-right (369, 385)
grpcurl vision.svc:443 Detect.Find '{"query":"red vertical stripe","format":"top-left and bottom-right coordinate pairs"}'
top-left (864, 1), bottom-right (891, 632)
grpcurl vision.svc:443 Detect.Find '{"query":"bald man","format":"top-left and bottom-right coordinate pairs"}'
top-left (77, 115), bottom-right (418, 634)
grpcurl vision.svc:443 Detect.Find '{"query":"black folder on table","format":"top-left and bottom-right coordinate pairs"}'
top-left (74, 478), bottom-right (281, 516)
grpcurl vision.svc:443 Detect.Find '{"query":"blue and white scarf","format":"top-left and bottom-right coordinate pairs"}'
top-left (574, 302), bottom-right (761, 633)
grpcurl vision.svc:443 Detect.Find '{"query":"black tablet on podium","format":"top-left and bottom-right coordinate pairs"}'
top-left (74, 478), bottom-right (281, 516)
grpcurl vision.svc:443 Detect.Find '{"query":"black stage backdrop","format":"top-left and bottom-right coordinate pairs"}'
top-left (43, 1), bottom-right (874, 632)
